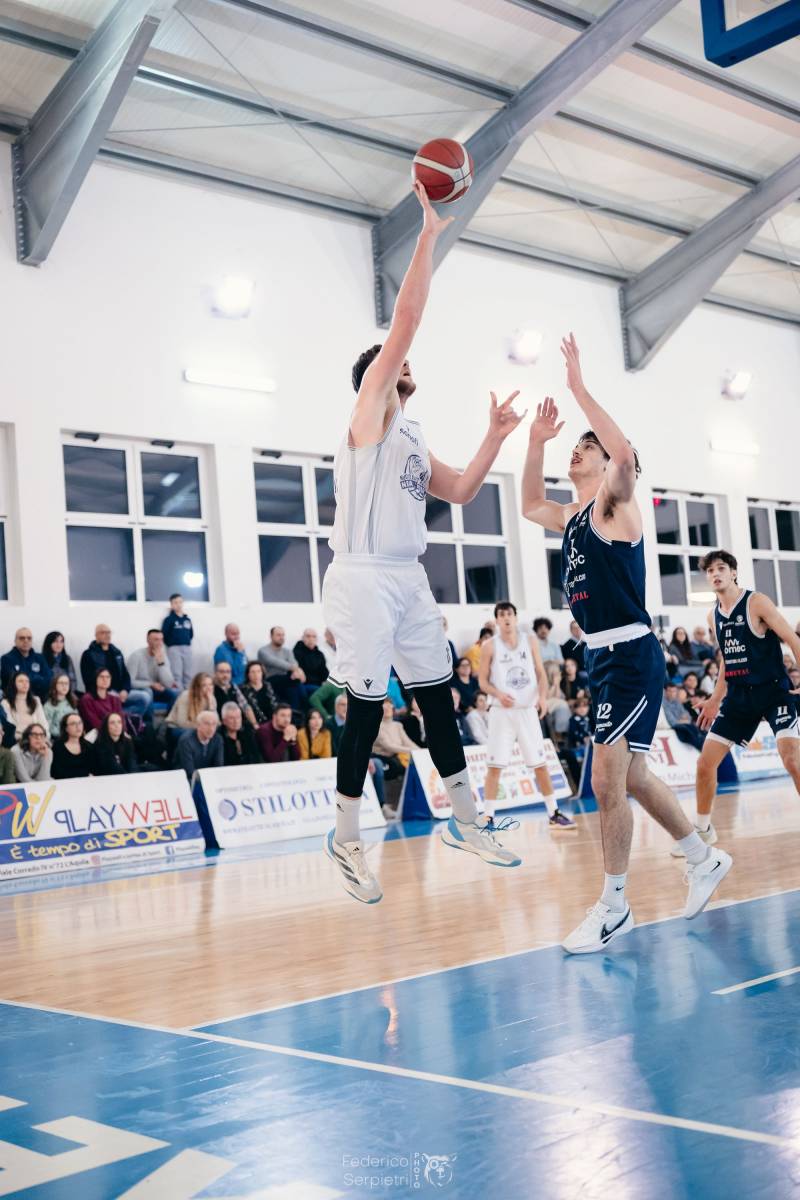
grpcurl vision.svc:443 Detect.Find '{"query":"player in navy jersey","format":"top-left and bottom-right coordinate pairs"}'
top-left (685, 549), bottom-right (800, 849)
top-left (522, 334), bottom-right (731, 953)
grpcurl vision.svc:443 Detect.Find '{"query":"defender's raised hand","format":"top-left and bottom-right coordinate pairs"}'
top-left (560, 332), bottom-right (586, 396)
top-left (530, 396), bottom-right (565, 445)
top-left (413, 180), bottom-right (454, 239)
top-left (489, 390), bottom-right (527, 441)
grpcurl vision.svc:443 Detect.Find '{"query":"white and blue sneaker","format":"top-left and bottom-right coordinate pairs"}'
top-left (684, 847), bottom-right (732, 919)
top-left (562, 902), bottom-right (635, 954)
top-left (441, 815), bottom-right (522, 867)
top-left (324, 830), bottom-right (383, 904)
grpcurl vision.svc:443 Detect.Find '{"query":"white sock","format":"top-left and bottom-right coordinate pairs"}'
top-left (335, 793), bottom-right (361, 844)
top-left (601, 872), bottom-right (627, 912)
top-left (483, 796), bottom-right (496, 819)
top-left (695, 814), bottom-right (711, 832)
top-left (445, 768), bottom-right (478, 824)
top-left (680, 831), bottom-right (709, 865)
top-left (540, 791), bottom-right (557, 818)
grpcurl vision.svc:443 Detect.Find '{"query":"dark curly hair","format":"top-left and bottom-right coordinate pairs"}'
top-left (579, 430), bottom-right (642, 476)
top-left (351, 344), bottom-right (383, 393)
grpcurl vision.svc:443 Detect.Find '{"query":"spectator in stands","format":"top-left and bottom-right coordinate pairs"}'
top-left (176, 710), bottom-right (223, 779)
top-left (790, 666), bottom-right (800, 693)
top-left (563, 697), bottom-right (592, 785)
top-left (257, 626), bottom-right (308, 709)
top-left (560, 619), bottom-right (586, 673)
top-left (293, 629), bottom-right (329, 689)
top-left (80, 624), bottom-right (150, 718)
top-left (662, 682), bottom-right (706, 751)
top-left (79, 668), bottom-right (125, 733)
top-left (659, 633), bottom-right (682, 683)
top-left (373, 699), bottom-right (418, 795)
top-left (401, 698), bottom-right (426, 748)
top-left (43, 673), bottom-right (78, 741)
top-left (220, 702), bottom-right (262, 767)
top-left (42, 632), bottom-right (78, 695)
top-left (386, 672), bottom-right (408, 716)
top-left (452, 657), bottom-right (478, 712)
top-left (691, 625), bottom-right (715, 664)
top-left (326, 692), bottom-right (349, 755)
top-left (319, 628), bottom-right (337, 672)
top-left (11, 724), bottom-right (52, 782)
top-left (52, 712), bottom-right (95, 779)
top-left (464, 627), bottom-right (494, 676)
top-left (561, 658), bottom-right (583, 707)
top-left (162, 593), bottom-right (194, 690)
top-left (668, 626), bottom-right (700, 677)
top-left (213, 623), bottom-right (248, 686)
top-left (449, 687), bottom-right (477, 746)
top-left (213, 662), bottom-right (256, 727)
top-left (166, 673), bottom-right (216, 731)
top-left (128, 630), bottom-right (181, 715)
top-left (682, 672), bottom-right (706, 721)
top-left (1, 629), bottom-right (50, 700)
top-left (442, 616), bottom-right (459, 677)
top-left (699, 660), bottom-right (719, 697)
top-left (256, 703), bottom-right (300, 764)
top-left (308, 678), bottom-right (344, 720)
top-left (93, 713), bottom-right (138, 776)
top-left (1, 673), bottom-right (47, 741)
top-left (466, 691), bottom-right (489, 745)
top-left (543, 661), bottom-right (571, 735)
top-left (298, 708), bottom-right (332, 760)
top-left (0, 708), bottom-right (15, 784)
top-left (533, 617), bottom-right (563, 665)
top-left (241, 661), bottom-right (277, 726)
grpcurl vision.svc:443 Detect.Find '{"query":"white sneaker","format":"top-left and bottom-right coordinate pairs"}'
top-left (670, 823), bottom-right (718, 857)
top-left (684, 847), bottom-right (732, 919)
top-left (562, 902), bottom-right (635, 954)
top-left (324, 830), bottom-right (383, 904)
top-left (441, 815), bottom-right (521, 867)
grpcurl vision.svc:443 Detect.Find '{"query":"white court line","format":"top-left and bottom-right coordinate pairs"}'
top-left (0, 995), bottom-right (796, 1152)
top-left (713, 965), bottom-right (800, 996)
top-left (189, 884), bottom-right (800, 1029)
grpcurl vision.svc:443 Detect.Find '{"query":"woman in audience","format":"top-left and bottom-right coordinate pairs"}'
top-left (452, 657), bottom-right (478, 712)
top-left (1, 673), bottom-right (47, 741)
top-left (240, 661), bottom-right (277, 726)
top-left (52, 712), bottom-right (95, 779)
top-left (561, 657), bottom-right (582, 707)
top-left (668, 627), bottom-right (700, 677)
top-left (466, 691), bottom-right (489, 745)
top-left (42, 631), bottom-right (79, 695)
top-left (297, 708), bottom-right (332, 760)
top-left (11, 723), bottom-right (52, 782)
top-left (94, 712), bottom-right (138, 775)
top-left (544, 661), bottom-right (571, 736)
top-left (44, 672), bottom-right (78, 741)
top-left (401, 697), bottom-right (426, 748)
top-left (166, 672), bottom-right (216, 730)
top-left (682, 671), bottom-right (705, 720)
top-left (78, 668), bottom-right (123, 732)
top-left (699, 659), bottom-right (719, 697)
top-left (220, 702), bottom-right (262, 766)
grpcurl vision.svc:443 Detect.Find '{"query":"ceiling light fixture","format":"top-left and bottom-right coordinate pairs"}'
top-left (721, 369), bottom-right (752, 399)
top-left (708, 436), bottom-right (760, 456)
top-left (182, 571), bottom-right (205, 589)
top-left (506, 328), bottom-right (543, 366)
top-left (183, 368), bottom-right (276, 394)
top-left (212, 276), bottom-right (255, 319)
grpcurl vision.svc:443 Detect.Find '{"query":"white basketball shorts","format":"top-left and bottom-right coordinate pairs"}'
top-left (486, 705), bottom-right (546, 769)
top-left (322, 555), bottom-right (453, 700)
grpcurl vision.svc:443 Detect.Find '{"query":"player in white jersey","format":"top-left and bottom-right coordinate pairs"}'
top-left (479, 601), bottom-right (576, 830)
top-left (323, 182), bottom-right (526, 903)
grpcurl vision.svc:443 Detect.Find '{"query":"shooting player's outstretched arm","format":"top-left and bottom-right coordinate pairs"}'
top-left (561, 333), bottom-right (637, 506)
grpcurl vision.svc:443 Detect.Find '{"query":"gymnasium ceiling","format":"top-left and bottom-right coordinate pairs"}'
top-left (1, 0), bottom-right (799, 325)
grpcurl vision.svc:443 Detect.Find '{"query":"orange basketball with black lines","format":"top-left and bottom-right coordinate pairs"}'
top-left (412, 138), bottom-right (474, 204)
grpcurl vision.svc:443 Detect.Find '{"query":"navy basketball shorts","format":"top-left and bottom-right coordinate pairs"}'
top-left (708, 680), bottom-right (800, 747)
top-left (585, 632), bottom-right (664, 754)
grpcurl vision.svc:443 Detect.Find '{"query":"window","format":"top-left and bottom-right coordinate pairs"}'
top-left (653, 491), bottom-right (720, 606)
top-left (63, 437), bottom-right (210, 602)
top-left (748, 500), bottom-right (800, 606)
top-left (255, 455), bottom-right (334, 602)
top-left (0, 430), bottom-right (10, 602)
top-left (543, 481), bottom-right (575, 609)
top-left (424, 478), bottom-right (510, 605)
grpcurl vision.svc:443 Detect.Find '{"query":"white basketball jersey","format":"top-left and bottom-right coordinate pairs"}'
top-left (489, 634), bottom-right (539, 709)
top-left (329, 407), bottom-right (429, 560)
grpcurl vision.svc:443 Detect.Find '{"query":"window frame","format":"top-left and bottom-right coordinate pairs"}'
top-left (424, 475), bottom-right (510, 606)
top-left (62, 434), bottom-right (211, 604)
top-left (747, 498), bottom-right (800, 607)
top-left (653, 489), bottom-right (721, 606)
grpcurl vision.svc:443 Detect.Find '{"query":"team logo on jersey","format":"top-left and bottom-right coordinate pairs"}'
top-left (507, 666), bottom-right (531, 690)
top-left (400, 454), bottom-right (429, 501)
top-left (736, 614), bottom-right (744, 624)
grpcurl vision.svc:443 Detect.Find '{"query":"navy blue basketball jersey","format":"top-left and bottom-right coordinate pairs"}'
top-left (561, 500), bottom-right (650, 635)
top-left (714, 589), bottom-right (785, 686)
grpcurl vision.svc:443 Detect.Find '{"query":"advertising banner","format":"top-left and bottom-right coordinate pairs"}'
top-left (732, 722), bottom-right (786, 780)
top-left (0, 771), bottom-right (204, 880)
top-left (198, 757), bottom-right (385, 849)
top-left (401, 740), bottom-right (572, 821)
top-left (645, 731), bottom-right (703, 790)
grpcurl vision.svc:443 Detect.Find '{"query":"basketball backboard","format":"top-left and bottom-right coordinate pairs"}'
top-left (701, 0), bottom-right (800, 66)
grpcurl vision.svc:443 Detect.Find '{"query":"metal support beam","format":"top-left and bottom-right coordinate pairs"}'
top-left (372, 0), bottom-right (680, 326)
top-left (621, 152), bottom-right (800, 369)
top-left (12, 0), bottom-right (174, 264)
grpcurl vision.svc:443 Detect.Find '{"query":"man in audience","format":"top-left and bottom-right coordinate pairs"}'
top-left (213, 662), bottom-right (255, 726)
top-left (80, 624), bottom-right (150, 717)
top-left (1, 629), bottom-right (51, 700)
top-left (256, 702), bottom-right (300, 763)
top-left (257, 626), bottom-right (309, 708)
top-left (790, 666), bottom-right (800, 693)
top-left (128, 630), bottom-right (181, 715)
top-left (450, 687), bottom-right (477, 746)
top-left (309, 678), bottom-right (344, 720)
top-left (293, 629), bottom-right (330, 688)
top-left (176, 710), bottom-right (223, 779)
top-left (162, 593), bottom-right (194, 689)
top-left (662, 682), bottom-right (706, 751)
top-left (560, 619), bottom-right (586, 673)
top-left (326, 692), bottom-right (349, 755)
top-left (214, 624), bottom-right (248, 686)
top-left (320, 628), bottom-right (338, 672)
top-left (691, 625), bottom-right (715, 664)
top-left (533, 617), bottom-right (563, 665)
top-left (220, 702), bottom-right (262, 766)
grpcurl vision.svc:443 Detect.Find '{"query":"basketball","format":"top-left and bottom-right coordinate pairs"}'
top-left (412, 138), bottom-right (474, 204)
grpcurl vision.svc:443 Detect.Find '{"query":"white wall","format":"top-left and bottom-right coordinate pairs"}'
top-left (0, 143), bottom-right (798, 673)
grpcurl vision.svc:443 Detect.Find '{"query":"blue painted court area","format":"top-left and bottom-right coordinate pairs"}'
top-left (1, 890), bottom-right (799, 1198)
